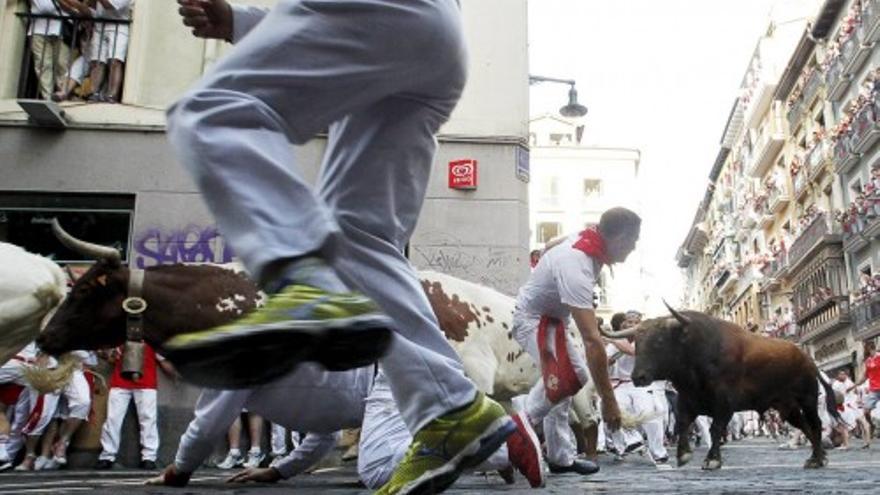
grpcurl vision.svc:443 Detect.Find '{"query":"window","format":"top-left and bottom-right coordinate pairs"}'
top-left (0, 192), bottom-right (134, 263)
top-left (536, 222), bottom-right (562, 244)
top-left (583, 179), bottom-right (602, 200)
top-left (549, 133), bottom-right (572, 145)
top-left (540, 177), bottom-right (560, 207)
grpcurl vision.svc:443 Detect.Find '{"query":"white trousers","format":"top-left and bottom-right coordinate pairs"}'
top-left (4, 390), bottom-right (31, 459)
top-left (166, 0), bottom-right (473, 434)
top-left (695, 416), bottom-right (712, 449)
top-left (358, 372), bottom-right (508, 490)
top-left (54, 370), bottom-right (91, 421)
top-left (513, 312), bottom-right (589, 466)
top-left (99, 388), bottom-right (159, 462)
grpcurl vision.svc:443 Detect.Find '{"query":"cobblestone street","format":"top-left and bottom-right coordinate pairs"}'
top-left (4, 438), bottom-right (880, 494)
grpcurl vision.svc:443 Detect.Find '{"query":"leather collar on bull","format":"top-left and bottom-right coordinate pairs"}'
top-left (120, 268), bottom-right (147, 380)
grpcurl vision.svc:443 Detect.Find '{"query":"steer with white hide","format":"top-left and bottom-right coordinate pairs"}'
top-left (37, 222), bottom-right (598, 427)
top-left (603, 304), bottom-right (840, 470)
top-left (0, 242), bottom-right (67, 364)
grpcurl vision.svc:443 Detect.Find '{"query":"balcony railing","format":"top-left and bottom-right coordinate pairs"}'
top-left (760, 250), bottom-right (788, 288)
top-left (793, 169), bottom-right (809, 199)
top-left (851, 101), bottom-right (880, 153)
top-left (787, 97), bottom-right (805, 131)
top-left (854, 294), bottom-right (880, 338)
top-left (806, 140), bottom-right (830, 181)
top-left (864, 0), bottom-right (880, 44)
top-left (749, 115), bottom-right (786, 178)
top-left (768, 186), bottom-right (790, 214)
top-left (788, 213), bottom-right (836, 270)
top-left (801, 69), bottom-right (823, 106)
top-left (15, 12), bottom-right (131, 101)
top-left (833, 133), bottom-right (860, 174)
top-left (825, 55), bottom-right (850, 102)
top-left (797, 296), bottom-right (850, 343)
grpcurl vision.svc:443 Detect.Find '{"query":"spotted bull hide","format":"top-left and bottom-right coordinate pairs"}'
top-left (0, 243), bottom-right (67, 364)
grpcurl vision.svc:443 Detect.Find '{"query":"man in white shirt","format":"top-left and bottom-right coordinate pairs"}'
top-left (512, 207), bottom-right (641, 475)
top-left (27, 0), bottom-right (71, 99)
top-left (87, 0), bottom-right (133, 102)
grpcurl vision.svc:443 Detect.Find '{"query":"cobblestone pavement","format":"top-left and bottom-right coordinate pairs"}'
top-left (3, 438), bottom-right (880, 494)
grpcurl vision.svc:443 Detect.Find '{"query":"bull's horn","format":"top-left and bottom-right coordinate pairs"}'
top-left (51, 219), bottom-right (121, 262)
top-left (663, 299), bottom-right (690, 326)
top-left (599, 325), bottom-right (639, 339)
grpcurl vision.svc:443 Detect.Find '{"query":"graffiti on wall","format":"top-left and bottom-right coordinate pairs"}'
top-left (133, 225), bottom-right (235, 268)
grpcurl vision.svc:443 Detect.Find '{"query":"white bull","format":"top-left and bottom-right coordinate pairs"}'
top-left (0, 243), bottom-right (67, 364)
top-left (417, 270), bottom-right (598, 426)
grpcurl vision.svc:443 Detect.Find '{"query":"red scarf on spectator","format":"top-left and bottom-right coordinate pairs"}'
top-left (572, 226), bottom-right (611, 266)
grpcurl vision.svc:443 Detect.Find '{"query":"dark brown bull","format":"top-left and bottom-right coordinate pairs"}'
top-left (37, 221), bottom-right (261, 356)
top-left (604, 303), bottom-right (840, 470)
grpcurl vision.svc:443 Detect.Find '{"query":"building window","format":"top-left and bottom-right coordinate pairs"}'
top-left (549, 133), bottom-right (572, 145)
top-left (583, 179), bottom-right (602, 200)
top-left (0, 192), bottom-right (134, 263)
top-left (540, 177), bottom-right (560, 207)
top-left (536, 222), bottom-right (562, 244)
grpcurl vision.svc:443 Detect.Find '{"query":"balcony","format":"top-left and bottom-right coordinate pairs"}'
top-left (787, 97), bottom-right (805, 132)
top-left (865, 0), bottom-right (880, 44)
top-left (801, 69), bottom-right (823, 107)
top-left (851, 102), bottom-right (880, 153)
top-left (768, 187), bottom-right (790, 214)
top-left (788, 213), bottom-right (840, 273)
top-left (853, 294), bottom-right (880, 339)
top-left (841, 24), bottom-right (871, 76)
top-left (805, 140), bottom-right (830, 182)
top-left (719, 270), bottom-right (739, 294)
top-left (15, 12), bottom-right (131, 102)
top-left (794, 169), bottom-right (810, 201)
top-left (825, 56), bottom-right (850, 102)
top-left (760, 251), bottom-right (788, 290)
top-left (760, 211), bottom-right (775, 229)
top-left (748, 114), bottom-right (786, 178)
top-left (797, 297), bottom-right (850, 344)
top-left (832, 133), bottom-right (860, 174)
top-left (743, 79), bottom-right (777, 130)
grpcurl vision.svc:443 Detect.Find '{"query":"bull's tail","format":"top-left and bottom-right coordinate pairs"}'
top-left (817, 372), bottom-right (842, 423)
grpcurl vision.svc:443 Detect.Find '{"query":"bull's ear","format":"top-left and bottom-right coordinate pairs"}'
top-left (96, 274), bottom-right (108, 286)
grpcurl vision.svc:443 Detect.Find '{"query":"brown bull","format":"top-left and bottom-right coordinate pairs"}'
top-left (604, 303), bottom-right (840, 470)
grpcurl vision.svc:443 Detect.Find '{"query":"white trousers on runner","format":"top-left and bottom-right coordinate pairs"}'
top-left (99, 388), bottom-right (159, 462)
top-left (513, 312), bottom-right (590, 466)
top-left (166, 0), bottom-right (474, 434)
top-left (357, 371), bottom-right (508, 489)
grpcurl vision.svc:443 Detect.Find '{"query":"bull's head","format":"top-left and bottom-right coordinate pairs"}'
top-left (36, 220), bottom-right (128, 356)
top-left (600, 300), bottom-right (691, 387)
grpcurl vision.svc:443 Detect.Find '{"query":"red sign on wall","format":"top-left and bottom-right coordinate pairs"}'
top-left (448, 159), bottom-right (478, 190)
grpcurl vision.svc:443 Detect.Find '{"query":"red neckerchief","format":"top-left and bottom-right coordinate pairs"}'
top-left (572, 226), bottom-right (611, 266)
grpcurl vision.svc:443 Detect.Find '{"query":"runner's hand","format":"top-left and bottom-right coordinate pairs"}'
top-left (144, 465), bottom-right (191, 486)
top-left (177, 0), bottom-right (233, 41)
top-left (602, 398), bottom-right (622, 431)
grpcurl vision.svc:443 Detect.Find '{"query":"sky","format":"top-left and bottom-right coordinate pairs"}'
top-left (528, 0), bottom-right (782, 312)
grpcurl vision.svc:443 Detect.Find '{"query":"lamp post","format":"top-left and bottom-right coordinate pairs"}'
top-left (528, 75), bottom-right (588, 118)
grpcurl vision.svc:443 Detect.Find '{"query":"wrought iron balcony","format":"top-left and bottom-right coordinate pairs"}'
top-left (853, 293), bottom-right (880, 339)
top-left (768, 187), bottom-right (790, 214)
top-left (760, 250), bottom-right (788, 290)
top-left (788, 213), bottom-right (838, 272)
top-left (806, 140), bottom-right (830, 182)
top-left (842, 23), bottom-right (871, 76)
top-left (865, 0), bottom-right (880, 44)
top-left (748, 114), bottom-right (786, 178)
top-left (825, 55), bottom-right (850, 102)
top-left (793, 169), bottom-right (810, 200)
top-left (833, 133), bottom-right (860, 174)
top-left (787, 97), bottom-right (805, 131)
top-left (851, 102), bottom-right (880, 153)
top-left (801, 69), bottom-right (823, 106)
top-left (797, 296), bottom-right (850, 344)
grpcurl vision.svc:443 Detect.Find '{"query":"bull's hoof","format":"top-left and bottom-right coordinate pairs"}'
top-left (677, 452), bottom-right (692, 467)
top-left (701, 458), bottom-right (722, 470)
top-left (803, 457), bottom-right (827, 469)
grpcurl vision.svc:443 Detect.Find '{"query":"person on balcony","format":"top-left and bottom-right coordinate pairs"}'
top-left (27, 0), bottom-right (72, 99)
top-left (87, 0), bottom-right (132, 103)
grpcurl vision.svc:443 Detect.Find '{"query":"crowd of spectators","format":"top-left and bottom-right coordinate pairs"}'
top-left (25, 0), bottom-right (132, 103)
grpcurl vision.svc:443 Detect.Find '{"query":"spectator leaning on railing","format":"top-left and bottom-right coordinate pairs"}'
top-left (87, 0), bottom-right (133, 103)
top-left (27, 0), bottom-right (71, 99)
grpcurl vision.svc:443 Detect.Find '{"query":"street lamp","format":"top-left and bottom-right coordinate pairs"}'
top-left (528, 75), bottom-right (588, 118)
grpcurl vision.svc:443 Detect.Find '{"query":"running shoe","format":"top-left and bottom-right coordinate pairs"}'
top-left (375, 392), bottom-right (515, 495)
top-left (163, 284), bottom-right (392, 388)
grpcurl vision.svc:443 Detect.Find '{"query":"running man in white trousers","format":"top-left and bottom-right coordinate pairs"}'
top-left (512, 207), bottom-right (640, 475)
top-left (166, 2), bottom-right (513, 492)
top-left (146, 365), bottom-right (543, 489)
